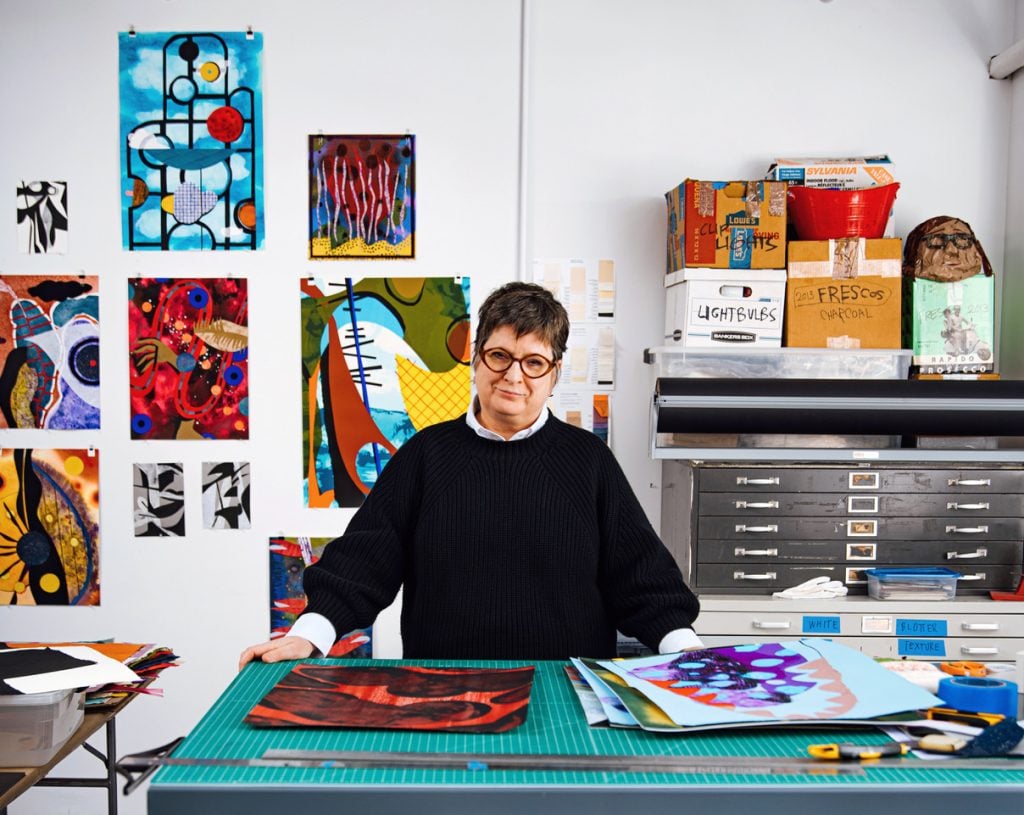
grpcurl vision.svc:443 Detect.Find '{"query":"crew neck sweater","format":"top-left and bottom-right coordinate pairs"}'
top-left (302, 413), bottom-right (700, 660)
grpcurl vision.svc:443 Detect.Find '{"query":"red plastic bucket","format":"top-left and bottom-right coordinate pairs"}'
top-left (787, 182), bottom-right (899, 240)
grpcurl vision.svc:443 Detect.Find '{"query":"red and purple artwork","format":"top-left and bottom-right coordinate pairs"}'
top-left (245, 664), bottom-right (534, 733)
top-left (630, 643), bottom-right (819, 709)
top-left (308, 135), bottom-right (414, 259)
top-left (128, 277), bottom-right (248, 439)
top-left (268, 536), bottom-right (371, 658)
top-left (599, 640), bottom-right (942, 728)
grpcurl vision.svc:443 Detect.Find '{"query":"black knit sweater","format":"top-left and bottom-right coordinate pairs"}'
top-left (303, 413), bottom-right (700, 660)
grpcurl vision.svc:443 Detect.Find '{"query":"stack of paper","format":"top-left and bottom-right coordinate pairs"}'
top-left (0, 642), bottom-right (180, 706)
top-left (566, 639), bottom-right (941, 733)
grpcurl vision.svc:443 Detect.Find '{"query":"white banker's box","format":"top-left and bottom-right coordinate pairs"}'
top-left (664, 268), bottom-right (787, 347)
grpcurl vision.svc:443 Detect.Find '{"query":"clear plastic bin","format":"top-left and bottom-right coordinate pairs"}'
top-left (645, 346), bottom-right (912, 380)
top-left (0, 687), bottom-right (84, 767)
top-left (864, 567), bottom-right (960, 601)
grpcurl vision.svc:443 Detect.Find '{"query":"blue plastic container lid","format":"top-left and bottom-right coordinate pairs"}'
top-left (863, 567), bottom-right (961, 580)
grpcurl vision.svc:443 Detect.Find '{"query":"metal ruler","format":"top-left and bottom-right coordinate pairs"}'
top-left (117, 748), bottom-right (1024, 778)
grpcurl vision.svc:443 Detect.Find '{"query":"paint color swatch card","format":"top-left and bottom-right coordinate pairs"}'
top-left (245, 664), bottom-right (534, 733)
top-left (591, 640), bottom-right (941, 732)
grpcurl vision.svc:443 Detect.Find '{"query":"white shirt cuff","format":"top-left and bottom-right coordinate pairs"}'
top-left (658, 628), bottom-right (705, 654)
top-left (287, 613), bottom-right (337, 658)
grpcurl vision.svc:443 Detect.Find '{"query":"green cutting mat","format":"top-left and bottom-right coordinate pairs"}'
top-left (151, 659), bottom-right (1023, 789)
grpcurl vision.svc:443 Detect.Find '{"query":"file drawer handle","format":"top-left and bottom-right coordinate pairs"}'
top-left (735, 524), bottom-right (779, 534)
top-left (946, 502), bottom-right (990, 511)
top-left (944, 525), bottom-right (989, 534)
top-left (948, 478), bottom-right (992, 487)
top-left (961, 623), bottom-right (1000, 632)
top-left (946, 548), bottom-right (988, 560)
top-left (733, 571), bottom-right (777, 581)
top-left (734, 547), bottom-right (779, 557)
top-left (752, 620), bottom-right (791, 630)
top-left (736, 476), bottom-right (780, 486)
top-left (735, 500), bottom-right (780, 510)
top-left (957, 573), bottom-right (986, 581)
top-left (960, 647), bottom-right (999, 655)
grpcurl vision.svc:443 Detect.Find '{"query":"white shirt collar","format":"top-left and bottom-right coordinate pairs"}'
top-left (466, 397), bottom-right (548, 442)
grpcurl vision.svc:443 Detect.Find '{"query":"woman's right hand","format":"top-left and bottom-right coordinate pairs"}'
top-left (238, 636), bottom-right (315, 671)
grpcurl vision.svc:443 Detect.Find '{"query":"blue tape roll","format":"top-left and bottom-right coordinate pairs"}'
top-left (937, 676), bottom-right (1019, 718)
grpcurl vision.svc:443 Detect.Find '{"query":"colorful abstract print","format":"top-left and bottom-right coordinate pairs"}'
top-left (268, 536), bottom-right (371, 657)
top-left (129, 278), bottom-right (249, 440)
top-left (0, 275), bottom-right (99, 430)
top-left (245, 664), bottom-right (535, 733)
top-left (631, 644), bottom-right (818, 709)
top-left (0, 449), bottom-right (100, 606)
top-left (301, 277), bottom-right (470, 508)
top-left (119, 31), bottom-right (264, 250)
top-left (309, 135), bottom-right (414, 259)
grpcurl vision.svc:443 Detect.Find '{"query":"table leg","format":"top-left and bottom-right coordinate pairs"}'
top-left (37, 717), bottom-right (118, 815)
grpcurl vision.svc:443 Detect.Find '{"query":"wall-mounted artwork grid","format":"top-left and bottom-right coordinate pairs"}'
top-left (119, 31), bottom-right (264, 251)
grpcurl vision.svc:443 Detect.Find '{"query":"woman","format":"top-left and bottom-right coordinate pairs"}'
top-left (240, 282), bottom-right (700, 665)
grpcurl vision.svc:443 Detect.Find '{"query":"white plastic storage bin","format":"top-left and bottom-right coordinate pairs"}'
top-left (0, 687), bottom-right (85, 766)
top-left (644, 345), bottom-right (912, 380)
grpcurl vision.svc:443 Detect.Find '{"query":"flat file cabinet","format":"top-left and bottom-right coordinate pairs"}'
top-left (676, 463), bottom-right (1024, 595)
top-left (660, 461), bottom-right (1024, 661)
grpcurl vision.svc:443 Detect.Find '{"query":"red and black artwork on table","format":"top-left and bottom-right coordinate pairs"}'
top-left (244, 664), bottom-right (535, 733)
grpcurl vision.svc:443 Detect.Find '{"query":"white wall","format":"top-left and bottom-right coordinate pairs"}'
top-left (1001, 0), bottom-right (1024, 377)
top-left (526, 0), bottom-right (1018, 526)
top-left (1, 1), bottom-right (1020, 813)
top-left (1, 1), bottom-right (522, 813)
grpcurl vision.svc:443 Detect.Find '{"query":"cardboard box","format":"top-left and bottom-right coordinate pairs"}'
top-left (666, 180), bottom-right (787, 271)
top-left (766, 155), bottom-right (896, 236)
top-left (664, 268), bottom-right (786, 347)
top-left (785, 238), bottom-right (902, 349)
top-left (767, 155), bottom-right (895, 188)
top-left (907, 275), bottom-right (995, 373)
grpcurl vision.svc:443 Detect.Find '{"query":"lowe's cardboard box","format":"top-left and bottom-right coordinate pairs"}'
top-left (664, 268), bottom-right (786, 347)
top-left (766, 155), bottom-right (896, 237)
top-left (666, 180), bottom-right (787, 272)
top-left (785, 238), bottom-right (902, 349)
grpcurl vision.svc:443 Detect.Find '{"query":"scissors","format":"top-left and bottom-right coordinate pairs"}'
top-left (939, 661), bottom-right (987, 677)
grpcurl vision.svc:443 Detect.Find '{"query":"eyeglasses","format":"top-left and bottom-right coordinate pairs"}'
top-left (479, 347), bottom-right (556, 379)
top-left (922, 232), bottom-right (976, 250)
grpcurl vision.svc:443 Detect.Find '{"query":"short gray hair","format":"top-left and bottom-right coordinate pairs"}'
top-left (474, 282), bottom-right (569, 361)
